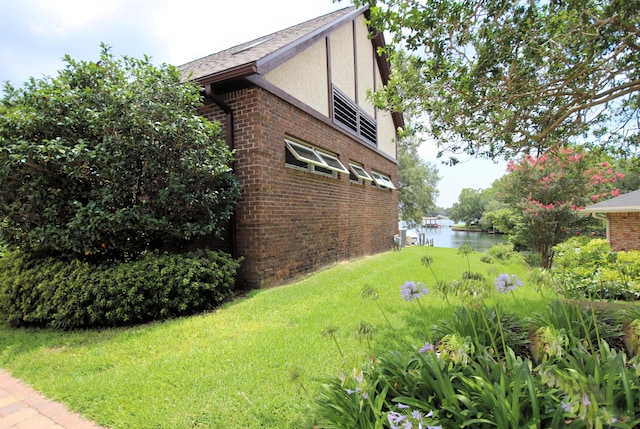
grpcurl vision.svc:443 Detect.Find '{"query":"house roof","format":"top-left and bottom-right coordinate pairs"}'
top-left (179, 6), bottom-right (369, 86)
top-left (582, 189), bottom-right (640, 213)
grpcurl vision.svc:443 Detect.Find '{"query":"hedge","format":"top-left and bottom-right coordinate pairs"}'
top-left (0, 249), bottom-right (240, 329)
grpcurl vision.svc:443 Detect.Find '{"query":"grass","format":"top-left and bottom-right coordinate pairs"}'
top-left (0, 246), bottom-right (548, 428)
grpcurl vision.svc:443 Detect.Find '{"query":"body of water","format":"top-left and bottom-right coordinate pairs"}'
top-left (399, 219), bottom-right (506, 252)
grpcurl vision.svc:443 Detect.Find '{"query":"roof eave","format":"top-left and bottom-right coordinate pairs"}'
top-left (255, 6), bottom-right (369, 75)
top-left (581, 207), bottom-right (640, 214)
top-left (190, 63), bottom-right (259, 86)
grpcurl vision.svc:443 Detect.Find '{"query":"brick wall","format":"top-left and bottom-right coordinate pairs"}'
top-left (608, 212), bottom-right (640, 251)
top-left (199, 86), bottom-right (398, 288)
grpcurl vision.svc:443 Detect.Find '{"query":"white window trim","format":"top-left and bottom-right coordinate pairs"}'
top-left (349, 162), bottom-right (373, 181)
top-left (317, 151), bottom-right (349, 174)
top-left (371, 171), bottom-right (396, 189)
top-left (285, 139), bottom-right (348, 174)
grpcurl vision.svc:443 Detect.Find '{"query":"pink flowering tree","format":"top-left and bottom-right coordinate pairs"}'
top-left (501, 147), bottom-right (623, 268)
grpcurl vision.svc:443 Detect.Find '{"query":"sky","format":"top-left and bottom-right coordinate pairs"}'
top-left (0, 0), bottom-right (507, 208)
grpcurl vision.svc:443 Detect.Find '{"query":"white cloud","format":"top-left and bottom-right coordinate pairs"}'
top-left (28, 0), bottom-right (124, 34)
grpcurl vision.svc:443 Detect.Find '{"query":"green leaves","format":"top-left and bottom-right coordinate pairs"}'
top-left (359, 0), bottom-right (640, 158)
top-left (315, 299), bottom-right (640, 428)
top-left (0, 44), bottom-right (241, 258)
top-left (552, 238), bottom-right (640, 300)
top-left (0, 249), bottom-right (240, 329)
top-left (397, 134), bottom-right (441, 226)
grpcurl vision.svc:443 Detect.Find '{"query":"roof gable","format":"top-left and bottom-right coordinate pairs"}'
top-left (582, 189), bottom-right (640, 213)
top-left (179, 7), bottom-right (369, 85)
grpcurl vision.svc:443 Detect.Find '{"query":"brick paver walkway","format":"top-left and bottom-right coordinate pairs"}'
top-left (0, 369), bottom-right (106, 429)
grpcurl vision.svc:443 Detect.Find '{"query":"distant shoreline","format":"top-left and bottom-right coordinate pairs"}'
top-left (451, 224), bottom-right (482, 232)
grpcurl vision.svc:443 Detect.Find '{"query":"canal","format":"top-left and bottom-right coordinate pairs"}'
top-left (400, 219), bottom-right (506, 252)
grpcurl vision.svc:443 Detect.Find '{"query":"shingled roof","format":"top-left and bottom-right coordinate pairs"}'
top-left (179, 6), bottom-right (371, 85)
top-left (582, 189), bottom-right (640, 213)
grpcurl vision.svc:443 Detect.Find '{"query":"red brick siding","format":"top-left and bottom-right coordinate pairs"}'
top-left (608, 212), bottom-right (640, 251)
top-left (199, 87), bottom-right (398, 288)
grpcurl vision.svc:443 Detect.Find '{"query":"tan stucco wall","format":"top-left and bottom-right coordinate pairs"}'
top-left (265, 15), bottom-right (397, 160)
top-left (330, 22), bottom-right (356, 99)
top-left (265, 39), bottom-right (329, 115)
top-left (377, 109), bottom-right (397, 157)
top-left (355, 15), bottom-right (375, 117)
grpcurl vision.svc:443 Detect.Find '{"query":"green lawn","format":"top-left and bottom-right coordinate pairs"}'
top-left (0, 246), bottom-right (546, 428)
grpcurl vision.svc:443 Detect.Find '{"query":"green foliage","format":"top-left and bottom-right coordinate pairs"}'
top-left (481, 207), bottom-right (521, 236)
top-left (528, 301), bottom-right (624, 361)
top-left (449, 188), bottom-right (487, 225)
top-left (397, 134), bottom-right (441, 226)
top-left (357, 0), bottom-right (640, 159)
top-left (487, 243), bottom-right (515, 261)
top-left (316, 301), bottom-right (640, 428)
top-left (552, 238), bottom-right (640, 301)
top-left (0, 249), bottom-right (239, 329)
top-left (0, 44), bottom-right (240, 258)
top-left (479, 200), bottom-right (510, 231)
top-left (432, 305), bottom-right (530, 361)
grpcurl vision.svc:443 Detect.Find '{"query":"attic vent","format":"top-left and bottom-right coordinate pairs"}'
top-left (360, 114), bottom-right (377, 144)
top-left (332, 85), bottom-right (377, 146)
top-left (333, 89), bottom-right (358, 134)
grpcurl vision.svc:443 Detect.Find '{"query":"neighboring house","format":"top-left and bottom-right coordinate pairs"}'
top-left (179, 6), bottom-right (403, 288)
top-left (582, 189), bottom-right (640, 251)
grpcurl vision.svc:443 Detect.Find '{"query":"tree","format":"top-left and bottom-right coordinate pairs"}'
top-left (500, 146), bottom-right (622, 268)
top-left (449, 187), bottom-right (493, 226)
top-left (397, 135), bottom-right (441, 226)
top-left (355, 0), bottom-right (640, 160)
top-left (479, 200), bottom-right (510, 232)
top-left (0, 44), bottom-right (241, 258)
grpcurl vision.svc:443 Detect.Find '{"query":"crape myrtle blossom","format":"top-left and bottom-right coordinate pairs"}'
top-left (401, 281), bottom-right (429, 301)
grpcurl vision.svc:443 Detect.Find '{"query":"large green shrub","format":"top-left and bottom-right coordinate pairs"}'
top-left (0, 44), bottom-right (241, 258)
top-left (552, 237), bottom-right (640, 300)
top-left (0, 249), bottom-right (240, 329)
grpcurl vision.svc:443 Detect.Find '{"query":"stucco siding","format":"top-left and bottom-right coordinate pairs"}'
top-left (264, 39), bottom-right (329, 116)
top-left (377, 108), bottom-right (397, 158)
top-left (330, 22), bottom-right (356, 99)
top-left (355, 15), bottom-right (375, 116)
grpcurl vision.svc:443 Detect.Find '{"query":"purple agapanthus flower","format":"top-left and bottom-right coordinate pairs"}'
top-left (387, 411), bottom-right (407, 429)
top-left (388, 406), bottom-right (438, 429)
top-left (419, 342), bottom-right (435, 353)
top-left (401, 281), bottom-right (429, 301)
top-left (494, 274), bottom-right (523, 293)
